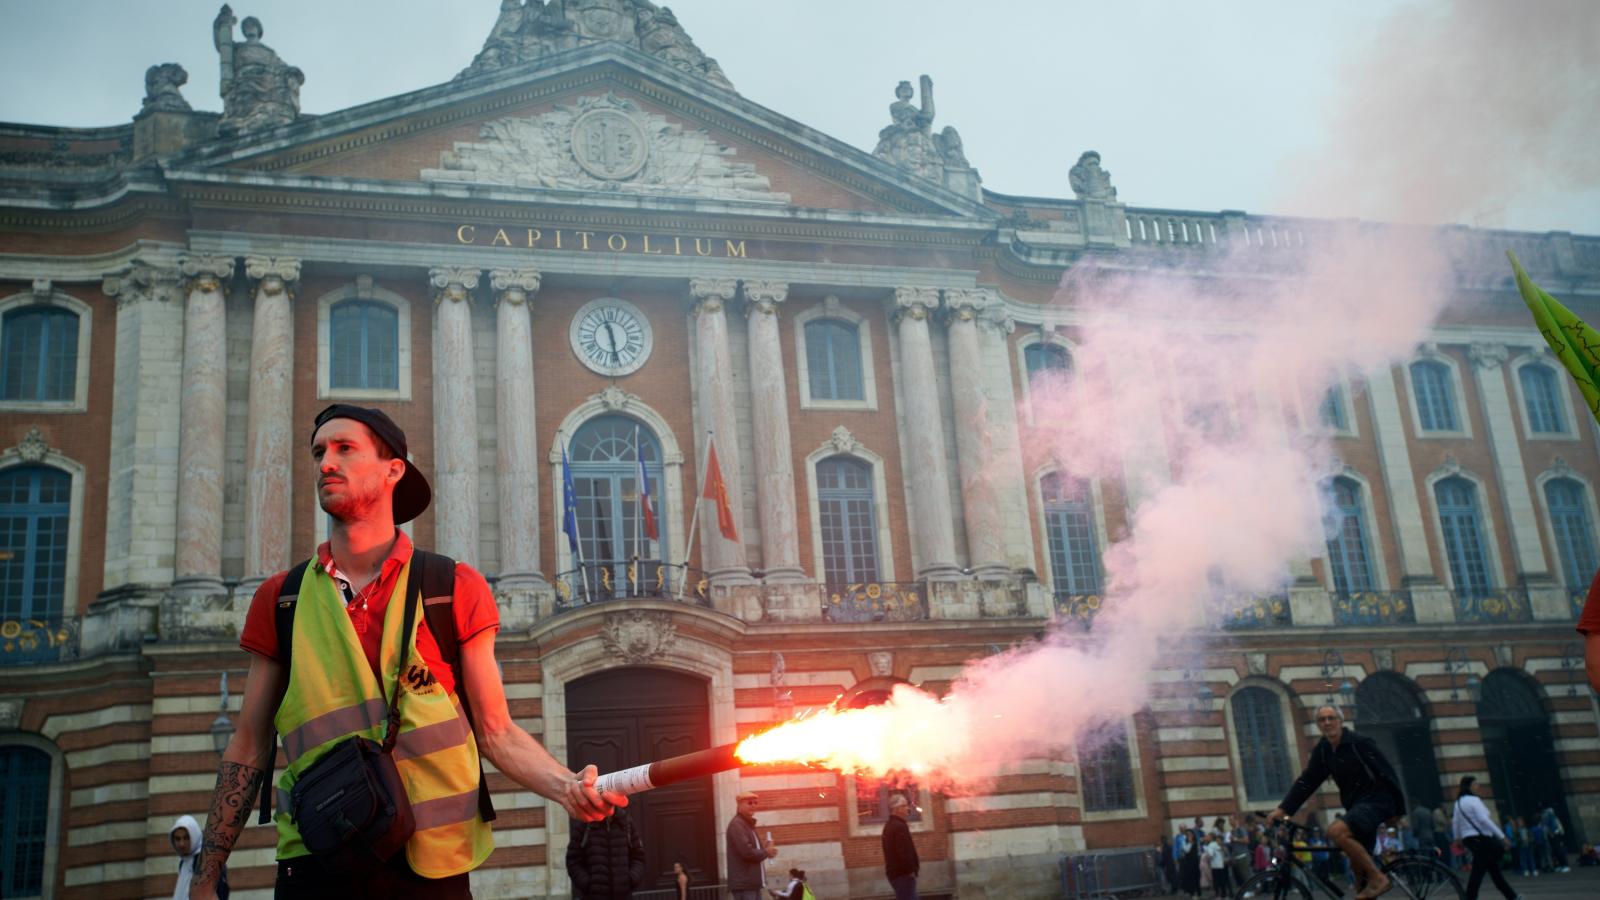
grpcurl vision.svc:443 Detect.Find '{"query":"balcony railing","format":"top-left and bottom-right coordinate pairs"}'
top-left (552, 560), bottom-right (711, 609)
top-left (1211, 592), bottom-right (1292, 630)
top-left (0, 616), bottom-right (81, 666)
top-left (1332, 591), bottom-right (1417, 627)
top-left (821, 581), bottom-right (928, 624)
top-left (1454, 589), bottom-right (1532, 624)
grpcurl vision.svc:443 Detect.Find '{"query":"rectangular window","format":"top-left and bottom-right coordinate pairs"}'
top-left (1319, 387), bottom-right (1347, 431)
top-left (1080, 727), bottom-right (1137, 812)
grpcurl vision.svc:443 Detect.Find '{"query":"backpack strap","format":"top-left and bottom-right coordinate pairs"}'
top-left (258, 559), bottom-right (311, 825)
top-left (412, 549), bottom-right (497, 823)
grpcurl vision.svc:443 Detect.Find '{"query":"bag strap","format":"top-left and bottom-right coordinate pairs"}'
top-left (257, 559), bottom-right (312, 825)
top-left (414, 549), bottom-right (496, 822)
top-left (383, 559), bottom-right (423, 753)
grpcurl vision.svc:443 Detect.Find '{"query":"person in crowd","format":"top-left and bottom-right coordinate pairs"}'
top-left (1537, 802), bottom-right (1570, 872)
top-left (1269, 705), bottom-right (1406, 899)
top-left (1577, 843), bottom-right (1600, 867)
top-left (1204, 833), bottom-right (1229, 898)
top-left (882, 793), bottom-right (920, 900)
top-left (1452, 776), bottom-right (1520, 900)
top-left (1529, 815), bottom-right (1550, 874)
top-left (727, 792), bottom-right (779, 900)
top-left (1179, 823), bottom-right (1203, 900)
top-left (170, 815), bottom-right (220, 899)
top-left (672, 861), bottom-right (690, 900)
top-left (770, 867), bottom-right (814, 900)
top-left (1377, 827), bottom-right (1402, 864)
top-left (1411, 803), bottom-right (1435, 858)
top-left (1229, 816), bottom-right (1252, 887)
top-left (1513, 817), bottom-right (1536, 877)
top-left (1434, 805), bottom-right (1453, 862)
top-left (1159, 834), bottom-right (1179, 895)
top-left (1253, 831), bottom-right (1272, 873)
top-left (566, 806), bottom-right (646, 900)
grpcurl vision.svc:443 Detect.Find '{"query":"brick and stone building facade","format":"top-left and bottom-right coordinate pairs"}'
top-left (2, 4), bottom-right (1599, 898)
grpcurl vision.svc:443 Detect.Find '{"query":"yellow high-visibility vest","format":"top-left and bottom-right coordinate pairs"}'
top-left (271, 557), bottom-right (494, 877)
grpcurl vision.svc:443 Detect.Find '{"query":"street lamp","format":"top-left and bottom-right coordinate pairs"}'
top-left (1445, 646), bottom-right (1481, 703)
top-left (1320, 650), bottom-right (1355, 717)
top-left (210, 671), bottom-right (235, 754)
top-left (1184, 666), bottom-right (1215, 710)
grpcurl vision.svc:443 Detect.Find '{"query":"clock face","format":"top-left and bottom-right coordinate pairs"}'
top-left (570, 298), bottom-right (653, 377)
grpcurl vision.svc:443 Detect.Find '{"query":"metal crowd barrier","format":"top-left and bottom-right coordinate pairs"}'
top-left (632, 884), bottom-right (726, 900)
top-left (1061, 848), bottom-right (1162, 899)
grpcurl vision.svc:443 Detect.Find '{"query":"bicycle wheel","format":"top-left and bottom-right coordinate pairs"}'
top-left (1380, 857), bottom-right (1464, 900)
top-left (1234, 869), bottom-right (1313, 900)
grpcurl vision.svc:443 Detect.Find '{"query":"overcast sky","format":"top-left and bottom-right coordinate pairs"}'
top-left (4, 1), bottom-right (1597, 235)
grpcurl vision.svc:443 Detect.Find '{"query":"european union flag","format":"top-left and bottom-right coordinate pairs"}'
top-left (561, 441), bottom-right (581, 560)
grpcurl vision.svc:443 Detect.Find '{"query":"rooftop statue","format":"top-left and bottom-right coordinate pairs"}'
top-left (1069, 150), bottom-right (1118, 201)
top-left (140, 63), bottom-right (192, 115)
top-left (873, 75), bottom-right (971, 183)
top-left (459, 0), bottom-right (734, 90)
top-left (212, 5), bottom-right (303, 134)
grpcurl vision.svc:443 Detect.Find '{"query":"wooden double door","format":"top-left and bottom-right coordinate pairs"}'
top-left (566, 667), bottom-right (718, 891)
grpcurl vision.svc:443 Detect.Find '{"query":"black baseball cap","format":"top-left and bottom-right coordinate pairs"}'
top-left (311, 404), bottom-right (431, 524)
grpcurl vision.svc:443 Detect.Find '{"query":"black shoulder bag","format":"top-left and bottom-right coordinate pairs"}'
top-left (287, 566), bottom-right (420, 862)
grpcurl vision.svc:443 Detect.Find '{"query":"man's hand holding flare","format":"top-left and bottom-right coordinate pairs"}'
top-left (566, 763), bottom-right (629, 821)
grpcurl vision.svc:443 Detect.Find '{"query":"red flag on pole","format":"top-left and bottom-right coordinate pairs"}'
top-left (636, 427), bottom-right (659, 542)
top-left (701, 437), bottom-right (739, 542)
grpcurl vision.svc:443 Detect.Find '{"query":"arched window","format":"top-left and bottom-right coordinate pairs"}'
top-left (1042, 473), bottom-right (1101, 596)
top-left (1025, 342), bottom-right (1072, 390)
top-left (1476, 671), bottom-right (1570, 825)
top-left (568, 416), bottom-right (666, 589)
top-left (1230, 687), bottom-right (1295, 803)
top-left (0, 466), bottom-right (70, 631)
top-left (329, 300), bottom-right (399, 390)
top-left (1519, 365), bottom-right (1565, 434)
top-left (1435, 477), bottom-right (1491, 598)
top-left (1078, 722), bottom-right (1136, 812)
top-left (1545, 478), bottom-right (1597, 589)
top-left (1, 308), bottom-right (78, 402)
top-left (844, 689), bottom-right (922, 825)
top-left (803, 319), bottom-right (863, 402)
top-left (1355, 673), bottom-right (1442, 809)
top-left (816, 456), bottom-right (879, 585)
top-left (1325, 477), bottom-right (1374, 595)
top-left (0, 744), bottom-right (51, 897)
top-left (1410, 361), bottom-right (1458, 431)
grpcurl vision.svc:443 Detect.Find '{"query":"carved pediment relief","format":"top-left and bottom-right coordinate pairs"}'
top-left (422, 92), bottom-right (787, 203)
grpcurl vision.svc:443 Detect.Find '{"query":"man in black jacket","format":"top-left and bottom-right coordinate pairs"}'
top-left (566, 805), bottom-right (646, 899)
top-left (882, 793), bottom-right (920, 900)
top-left (1269, 705), bottom-right (1406, 900)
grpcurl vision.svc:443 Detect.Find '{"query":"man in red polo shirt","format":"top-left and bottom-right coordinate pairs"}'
top-left (192, 405), bottom-right (624, 899)
top-left (1580, 573), bottom-right (1600, 694)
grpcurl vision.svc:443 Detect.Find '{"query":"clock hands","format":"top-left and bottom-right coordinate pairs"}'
top-left (603, 321), bottom-right (622, 364)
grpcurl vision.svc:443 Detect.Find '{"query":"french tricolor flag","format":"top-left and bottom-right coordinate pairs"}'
top-left (636, 426), bottom-right (659, 542)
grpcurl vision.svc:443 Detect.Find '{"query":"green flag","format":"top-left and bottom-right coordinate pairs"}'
top-left (1509, 250), bottom-right (1600, 424)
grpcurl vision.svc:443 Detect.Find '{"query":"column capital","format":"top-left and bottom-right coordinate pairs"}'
top-left (244, 255), bottom-right (300, 299)
top-left (430, 266), bottom-right (481, 304)
top-left (689, 277), bottom-right (738, 314)
top-left (1467, 341), bottom-right (1509, 370)
top-left (742, 280), bottom-right (788, 316)
top-left (943, 287), bottom-right (997, 322)
top-left (891, 285), bottom-right (940, 322)
top-left (103, 260), bottom-right (182, 307)
top-left (978, 304), bottom-right (1016, 335)
top-left (179, 254), bottom-right (236, 294)
top-left (490, 267), bottom-right (541, 305)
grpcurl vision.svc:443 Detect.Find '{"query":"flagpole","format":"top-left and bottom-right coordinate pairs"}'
top-left (633, 425), bottom-right (642, 598)
top-left (676, 429), bottom-right (711, 600)
top-left (562, 431), bottom-right (593, 604)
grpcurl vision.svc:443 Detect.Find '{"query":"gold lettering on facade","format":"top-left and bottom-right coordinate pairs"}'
top-left (448, 225), bottom-right (758, 259)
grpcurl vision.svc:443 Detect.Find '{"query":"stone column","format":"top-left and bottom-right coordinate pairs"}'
top-left (240, 256), bottom-right (299, 590)
top-left (892, 286), bottom-right (959, 580)
top-left (1468, 342), bottom-right (1566, 619)
top-left (742, 281), bottom-right (805, 583)
top-left (491, 269), bottom-right (546, 590)
top-left (943, 288), bottom-right (1008, 579)
top-left (688, 277), bottom-right (749, 582)
top-left (171, 255), bottom-right (234, 597)
top-left (1365, 363), bottom-right (1452, 622)
top-left (101, 260), bottom-right (185, 602)
top-left (430, 267), bottom-right (483, 565)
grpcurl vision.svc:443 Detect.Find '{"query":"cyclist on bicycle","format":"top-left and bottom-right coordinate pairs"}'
top-left (1267, 705), bottom-right (1407, 900)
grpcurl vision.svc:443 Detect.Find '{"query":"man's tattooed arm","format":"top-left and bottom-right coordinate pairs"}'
top-left (195, 759), bottom-right (265, 889)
